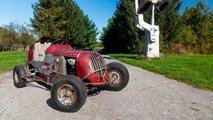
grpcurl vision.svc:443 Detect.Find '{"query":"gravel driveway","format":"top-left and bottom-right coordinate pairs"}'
top-left (0, 58), bottom-right (213, 120)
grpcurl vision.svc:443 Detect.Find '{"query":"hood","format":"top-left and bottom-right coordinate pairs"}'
top-left (45, 45), bottom-right (93, 58)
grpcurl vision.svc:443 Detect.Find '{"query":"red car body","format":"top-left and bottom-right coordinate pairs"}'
top-left (13, 38), bottom-right (129, 112)
top-left (27, 40), bottom-right (108, 86)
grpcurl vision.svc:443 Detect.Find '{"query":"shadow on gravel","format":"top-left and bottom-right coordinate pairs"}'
top-left (46, 98), bottom-right (63, 112)
top-left (46, 98), bottom-right (62, 112)
top-left (26, 83), bottom-right (50, 91)
top-left (26, 81), bottom-right (106, 112)
top-left (87, 86), bottom-right (106, 97)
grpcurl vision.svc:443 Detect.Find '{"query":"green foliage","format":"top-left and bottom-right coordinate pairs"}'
top-left (101, 0), bottom-right (184, 54)
top-left (0, 22), bottom-right (35, 51)
top-left (102, 0), bottom-right (213, 55)
top-left (101, 0), bottom-right (138, 53)
top-left (182, 0), bottom-right (213, 54)
top-left (31, 0), bottom-right (98, 50)
top-left (63, 0), bottom-right (88, 48)
top-left (31, 0), bottom-right (64, 38)
top-left (83, 16), bottom-right (98, 50)
top-left (110, 54), bottom-right (213, 91)
top-left (155, 0), bottom-right (183, 53)
top-left (18, 25), bottom-right (35, 51)
top-left (0, 23), bottom-right (19, 47)
top-left (95, 41), bottom-right (104, 50)
top-left (175, 26), bottom-right (197, 53)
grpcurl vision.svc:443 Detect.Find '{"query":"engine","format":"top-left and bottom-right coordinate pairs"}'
top-left (66, 58), bottom-right (77, 75)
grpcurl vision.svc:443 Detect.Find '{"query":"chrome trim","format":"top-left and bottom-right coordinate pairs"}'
top-left (89, 53), bottom-right (106, 78)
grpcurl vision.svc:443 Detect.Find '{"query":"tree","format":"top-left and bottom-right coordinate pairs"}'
top-left (182, 0), bottom-right (213, 54)
top-left (0, 27), bottom-right (6, 45)
top-left (31, 0), bottom-right (98, 50)
top-left (101, 18), bottom-right (115, 52)
top-left (154, 0), bottom-right (183, 53)
top-left (101, 0), bottom-right (183, 54)
top-left (18, 25), bottom-right (35, 51)
top-left (175, 26), bottom-right (197, 53)
top-left (83, 15), bottom-right (98, 50)
top-left (0, 22), bottom-right (35, 51)
top-left (62, 0), bottom-right (87, 48)
top-left (2, 22), bottom-right (19, 50)
top-left (101, 0), bottom-right (138, 53)
top-left (31, 0), bottom-right (65, 38)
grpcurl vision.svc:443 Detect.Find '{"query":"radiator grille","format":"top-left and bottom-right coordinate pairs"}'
top-left (89, 53), bottom-right (106, 77)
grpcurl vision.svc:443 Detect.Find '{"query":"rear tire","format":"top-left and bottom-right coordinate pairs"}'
top-left (51, 75), bottom-right (87, 112)
top-left (106, 62), bottom-right (129, 91)
top-left (13, 65), bottom-right (27, 88)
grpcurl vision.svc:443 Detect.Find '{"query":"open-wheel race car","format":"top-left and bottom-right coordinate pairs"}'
top-left (13, 37), bottom-right (129, 112)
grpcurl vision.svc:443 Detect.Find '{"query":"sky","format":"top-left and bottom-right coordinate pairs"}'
top-left (0, 0), bottom-right (213, 38)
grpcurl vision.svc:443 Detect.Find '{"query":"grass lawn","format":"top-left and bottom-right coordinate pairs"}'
top-left (109, 54), bottom-right (213, 91)
top-left (0, 51), bottom-right (26, 74)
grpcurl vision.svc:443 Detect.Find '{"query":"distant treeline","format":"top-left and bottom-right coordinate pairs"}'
top-left (0, 23), bottom-right (34, 52)
top-left (101, 0), bottom-right (213, 54)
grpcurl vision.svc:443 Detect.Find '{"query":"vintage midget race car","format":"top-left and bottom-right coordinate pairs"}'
top-left (13, 37), bottom-right (129, 112)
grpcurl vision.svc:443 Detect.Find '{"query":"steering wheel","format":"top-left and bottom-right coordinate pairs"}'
top-left (51, 39), bottom-right (67, 45)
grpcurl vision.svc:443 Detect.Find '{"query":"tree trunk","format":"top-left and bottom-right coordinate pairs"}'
top-left (23, 44), bottom-right (27, 52)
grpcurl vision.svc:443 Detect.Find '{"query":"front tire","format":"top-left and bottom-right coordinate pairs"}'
top-left (13, 65), bottom-right (27, 88)
top-left (106, 62), bottom-right (129, 91)
top-left (51, 75), bottom-right (87, 112)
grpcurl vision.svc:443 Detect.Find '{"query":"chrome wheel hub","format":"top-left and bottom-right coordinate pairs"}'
top-left (109, 71), bottom-right (121, 84)
top-left (57, 84), bottom-right (76, 106)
